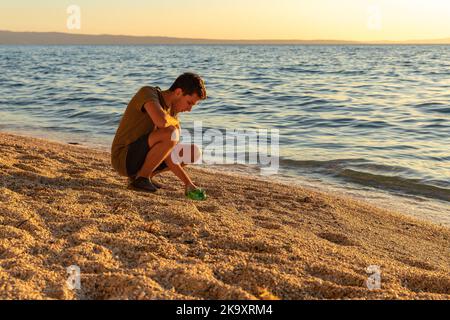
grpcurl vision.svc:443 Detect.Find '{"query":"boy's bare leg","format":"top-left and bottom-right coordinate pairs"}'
top-left (136, 126), bottom-right (179, 179)
top-left (151, 144), bottom-right (201, 191)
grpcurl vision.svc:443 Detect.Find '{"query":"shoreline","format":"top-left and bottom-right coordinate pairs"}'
top-left (0, 132), bottom-right (449, 299)
top-left (201, 164), bottom-right (450, 228)
top-left (3, 128), bottom-right (449, 228)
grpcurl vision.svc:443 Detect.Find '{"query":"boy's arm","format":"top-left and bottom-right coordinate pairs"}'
top-left (143, 101), bottom-right (179, 128)
top-left (167, 160), bottom-right (196, 191)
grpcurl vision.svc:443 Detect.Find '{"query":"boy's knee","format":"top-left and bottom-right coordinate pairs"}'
top-left (151, 126), bottom-right (179, 145)
top-left (166, 126), bottom-right (180, 143)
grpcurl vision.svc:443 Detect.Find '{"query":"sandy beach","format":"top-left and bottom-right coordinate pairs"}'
top-left (0, 132), bottom-right (449, 300)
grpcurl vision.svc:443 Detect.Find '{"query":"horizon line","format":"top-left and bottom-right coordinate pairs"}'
top-left (1, 30), bottom-right (450, 45)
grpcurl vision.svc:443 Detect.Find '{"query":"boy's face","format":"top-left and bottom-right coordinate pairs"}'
top-left (173, 88), bottom-right (201, 113)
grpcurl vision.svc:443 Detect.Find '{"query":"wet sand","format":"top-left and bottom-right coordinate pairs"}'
top-left (0, 132), bottom-right (449, 300)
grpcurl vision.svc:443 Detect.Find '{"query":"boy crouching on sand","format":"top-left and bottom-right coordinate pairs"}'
top-left (111, 73), bottom-right (207, 199)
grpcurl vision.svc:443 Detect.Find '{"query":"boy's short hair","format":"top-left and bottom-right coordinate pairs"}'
top-left (169, 72), bottom-right (207, 99)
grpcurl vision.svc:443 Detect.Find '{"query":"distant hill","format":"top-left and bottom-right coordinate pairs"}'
top-left (1, 30), bottom-right (449, 45)
top-left (371, 38), bottom-right (450, 45)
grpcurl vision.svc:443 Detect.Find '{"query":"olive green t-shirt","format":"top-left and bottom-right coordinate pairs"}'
top-left (111, 86), bottom-right (172, 177)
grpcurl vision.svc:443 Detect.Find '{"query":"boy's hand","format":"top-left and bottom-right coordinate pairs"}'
top-left (163, 109), bottom-right (179, 128)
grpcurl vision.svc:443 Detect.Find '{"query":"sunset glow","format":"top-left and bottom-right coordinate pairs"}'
top-left (1, 0), bottom-right (450, 41)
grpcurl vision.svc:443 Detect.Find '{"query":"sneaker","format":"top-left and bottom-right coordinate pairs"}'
top-left (150, 178), bottom-right (163, 189)
top-left (129, 176), bottom-right (158, 193)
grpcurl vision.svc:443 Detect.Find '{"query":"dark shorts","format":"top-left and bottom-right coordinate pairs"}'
top-left (126, 132), bottom-right (168, 177)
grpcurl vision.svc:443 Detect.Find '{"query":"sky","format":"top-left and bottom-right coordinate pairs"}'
top-left (1, 0), bottom-right (450, 41)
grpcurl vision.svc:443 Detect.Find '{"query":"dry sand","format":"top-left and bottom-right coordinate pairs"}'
top-left (0, 132), bottom-right (449, 300)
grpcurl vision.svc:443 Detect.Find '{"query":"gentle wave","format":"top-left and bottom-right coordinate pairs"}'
top-left (337, 169), bottom-right (450, 202)
top-left (279, 157), bottom-right (450, 202)
top-left (414, 102), bottom-right (450, 114)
